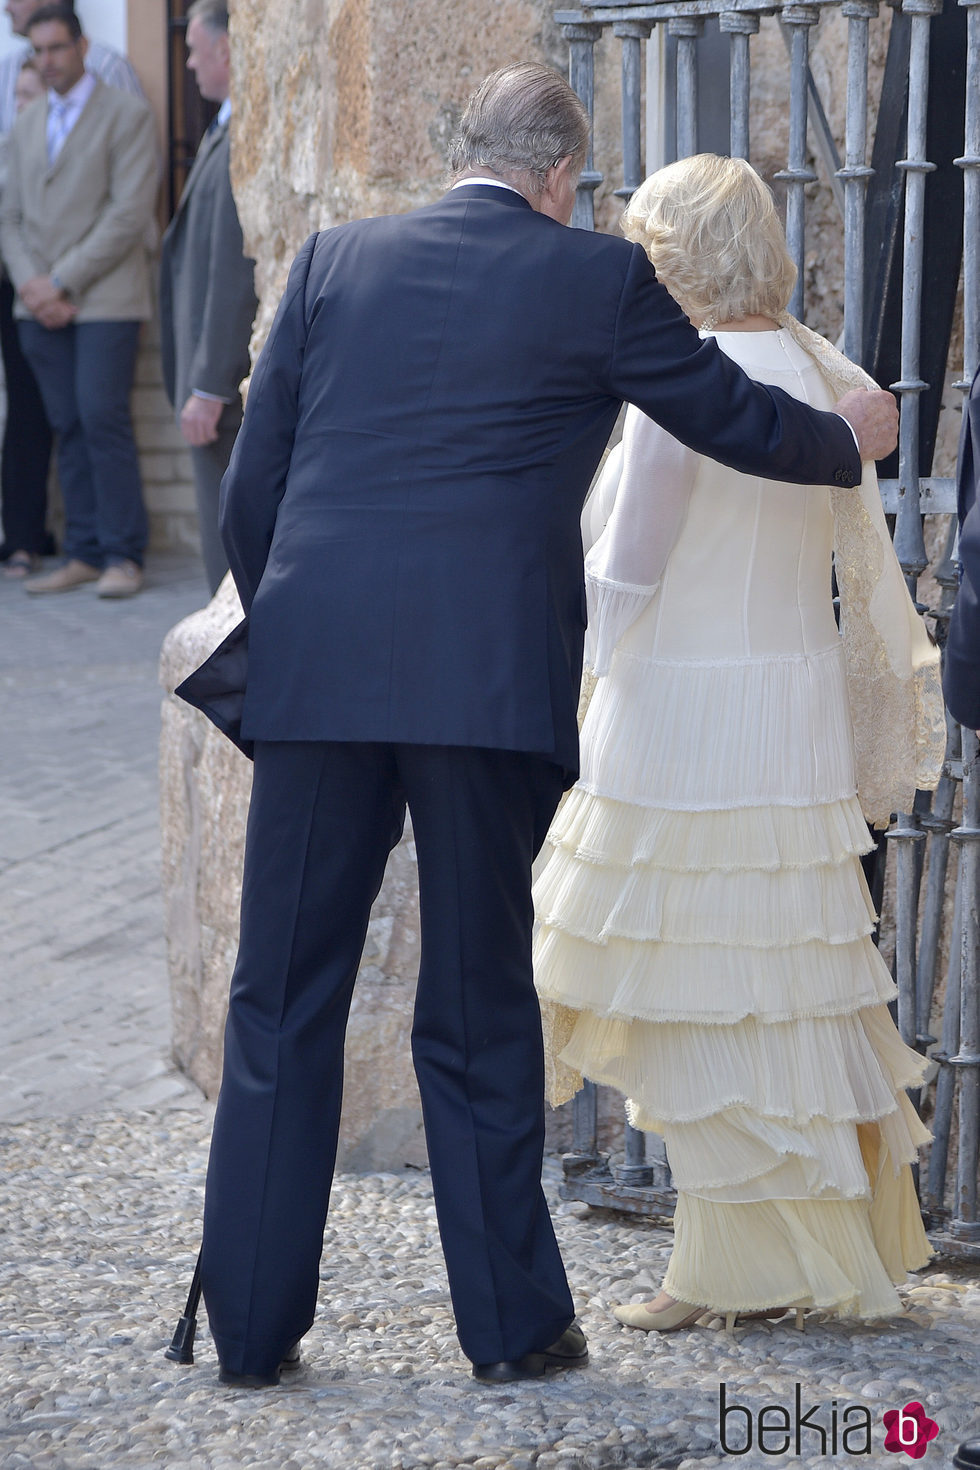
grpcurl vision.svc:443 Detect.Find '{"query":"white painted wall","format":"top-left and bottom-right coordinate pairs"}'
top-left (0, 0), bottom-right (127, 60)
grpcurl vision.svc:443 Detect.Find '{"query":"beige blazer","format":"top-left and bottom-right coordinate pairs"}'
top-left (0, 79), bottom-right (157, 322)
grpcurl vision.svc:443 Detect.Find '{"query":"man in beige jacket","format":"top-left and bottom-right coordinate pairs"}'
top-left (0, 3), bottom-right (157, 597)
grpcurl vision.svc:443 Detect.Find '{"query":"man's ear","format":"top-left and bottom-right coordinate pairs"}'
top-left (546, 155), bottom-right (577, 194)
top-left (538, 154), bottom-right (579, 224)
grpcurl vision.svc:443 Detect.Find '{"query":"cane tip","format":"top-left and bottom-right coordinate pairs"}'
top-left (165, 1315), bottom-right (197, 1365)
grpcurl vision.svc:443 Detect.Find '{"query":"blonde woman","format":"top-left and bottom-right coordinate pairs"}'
top-left (534, 154), bottom-right (945, 1331)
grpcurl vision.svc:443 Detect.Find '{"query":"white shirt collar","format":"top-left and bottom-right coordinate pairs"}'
top-left (48, 69), bottom-right (96, 113)
top-left (451, 177), bottom-right (524, 197)
top-left (217, 96), bottom-right (232, 128)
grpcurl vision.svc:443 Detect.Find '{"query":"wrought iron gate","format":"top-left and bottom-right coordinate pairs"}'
top-left (555, 0), bottom-right (980, 1260)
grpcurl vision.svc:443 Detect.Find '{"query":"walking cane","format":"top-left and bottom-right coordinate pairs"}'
top-left (165, 1250), bottom-right (202, 1364)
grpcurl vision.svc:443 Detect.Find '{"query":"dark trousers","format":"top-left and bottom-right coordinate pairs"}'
top-left (0, 276), bottom-right (53, 557)
top-left (190, 410), bottom-right (238, 594)
top-left (201, 740), bottom-right (574, 1378)
top-left (18, 319), bottom-right (148, 568)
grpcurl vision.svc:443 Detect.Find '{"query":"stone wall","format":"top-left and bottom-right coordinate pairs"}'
top-left (228, 0), bottom-right (619, 345)
top-left (138, 299), bottom-right (198, 555)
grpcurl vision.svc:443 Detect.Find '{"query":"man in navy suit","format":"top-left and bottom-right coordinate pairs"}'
top-left (186, 63), bottom-right (898, 1388)
top-left (944, 366), bottom-right (980, 728)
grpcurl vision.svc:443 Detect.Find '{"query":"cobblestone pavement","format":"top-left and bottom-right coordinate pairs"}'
top-left (1, 554), bottom-right (978, 1470)
top-left (0, 552), bottom-right (208, 1119)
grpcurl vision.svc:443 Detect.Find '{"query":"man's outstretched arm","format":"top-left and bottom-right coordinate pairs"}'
top-left (608, 244), bottom-right (897, 486)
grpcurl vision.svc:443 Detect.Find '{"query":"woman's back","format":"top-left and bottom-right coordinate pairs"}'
top-left (538, 149), bottom-right (934, 1340)
top-left (624, 328), bottom-right (839, 665)
top-left (579, 330), bottom-right (855, 813)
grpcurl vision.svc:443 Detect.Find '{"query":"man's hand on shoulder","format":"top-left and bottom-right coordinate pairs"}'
top-left (834, 387), bottom-right (899, 463)
top-left (180, 393), bottom-right (224, 447)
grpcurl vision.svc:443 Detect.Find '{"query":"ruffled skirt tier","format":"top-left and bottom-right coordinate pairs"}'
top-left (578, 644), bottom-right (857, 809)
top-left (533, 646), bottom-right (932, 1316)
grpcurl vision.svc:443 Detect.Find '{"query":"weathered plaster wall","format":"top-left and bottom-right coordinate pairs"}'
top-left (230, 0), bottom-right (570, 341)
top-left (228, 0), bottom-right (619, 348)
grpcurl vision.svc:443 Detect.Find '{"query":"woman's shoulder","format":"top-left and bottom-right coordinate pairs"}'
top-left (708, 326), bottom-right (816, 373)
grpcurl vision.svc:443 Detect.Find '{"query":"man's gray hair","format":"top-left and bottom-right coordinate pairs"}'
top-left (186, 0), bottom-right (229, 32)
top-left (449, 62), bottom-right (590, 196)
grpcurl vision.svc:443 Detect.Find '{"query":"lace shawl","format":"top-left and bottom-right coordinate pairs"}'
top-left (775, 314), bottom-right (945, 825)
top-left (580, 317), bottom-right (945, 826)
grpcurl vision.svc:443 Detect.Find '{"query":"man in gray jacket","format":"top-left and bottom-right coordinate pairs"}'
top-left (0, 4), bottom-right (156, 597)
top-left (160, 0), bottom-right (256, 594)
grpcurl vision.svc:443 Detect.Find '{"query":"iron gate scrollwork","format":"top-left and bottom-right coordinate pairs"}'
top-left (555, 0), bottom-right (980, 1259)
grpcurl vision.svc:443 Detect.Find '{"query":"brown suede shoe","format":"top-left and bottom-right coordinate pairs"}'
top-left (96, 561), bottom-right (144, 599)
top-left (24, 558), bottom-right (100, 595)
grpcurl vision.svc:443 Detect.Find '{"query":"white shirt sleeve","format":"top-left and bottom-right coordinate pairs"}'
top-left (584, 405), bottom-right (699, 674)
top-left (835, 413), bottom-right (862, 457)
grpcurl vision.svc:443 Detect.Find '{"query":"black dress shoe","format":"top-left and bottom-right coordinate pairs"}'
top-left (218, 1341), bottom-right (302, 1389)
top-left (472, 1322), bottom-right (588, 1383)
top-left (954, 1439), bottom-right (980, 1469)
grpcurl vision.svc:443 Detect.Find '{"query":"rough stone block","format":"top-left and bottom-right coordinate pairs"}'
top-left (159, 577), bottom-right (428, 1170)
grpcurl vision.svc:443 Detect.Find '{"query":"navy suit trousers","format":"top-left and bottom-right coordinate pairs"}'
top-left (201, 740), bottom-right (574, 1377)
top-left (18, 319), bottom-right (147, 568)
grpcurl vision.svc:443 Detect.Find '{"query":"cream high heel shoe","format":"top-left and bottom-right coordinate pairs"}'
top-left (613, 1299), bottom-right (807, 1334)
top-left (612, 1299), bottom-right (708, 1332)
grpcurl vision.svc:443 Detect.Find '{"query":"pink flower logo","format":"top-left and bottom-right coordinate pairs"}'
top-left (883, 1401), bottom-right (940, 1459)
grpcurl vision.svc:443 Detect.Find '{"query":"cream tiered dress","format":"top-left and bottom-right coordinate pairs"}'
top-left (533, 327), bottom-right (936, 1318)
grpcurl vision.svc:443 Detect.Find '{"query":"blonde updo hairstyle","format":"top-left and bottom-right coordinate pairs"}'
top-left (622, 153), bottom-right (797, 326)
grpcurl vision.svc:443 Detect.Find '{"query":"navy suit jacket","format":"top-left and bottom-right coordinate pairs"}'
top-left (944, 365), bottom-right (980, 728)
top-left (185, 185), bottom-right (861, 779)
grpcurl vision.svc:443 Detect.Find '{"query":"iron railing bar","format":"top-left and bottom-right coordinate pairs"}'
top-left (950, 730), bottom-right (980, 1240)
top-left (778, 23), bottom-right (847, 218)
top-left (720, 12), bottom-right (759, 159)
top-left (878, 476), bottom-right (956, 513)
top-left (563, 17), bottom-right (606, 230)
top-left (578, 0), bottom-right (800, 17)
top-left (924, 861), bottom-right (963, 1219)
top-left (915, 723), bottom-right (961, 1049)
top-left (892, 0), bottom-right (938, 590)
top-left (613, 19), bottom-right (653, 198)
top-left (956, 0), bottom-right (980, 386)
top-left (671, 16), bottom-right (704, 157)
top-left (774, 7), bottom-right (819, 318)
top-left (839, 0), bottom-right (877, 365)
